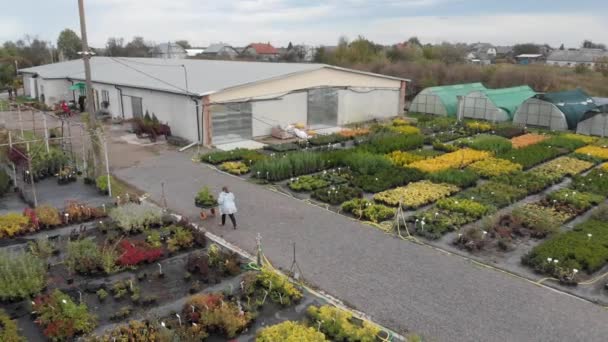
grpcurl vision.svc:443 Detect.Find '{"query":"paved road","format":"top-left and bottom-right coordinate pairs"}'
top-left (115, 150), bottom-right (608, 342)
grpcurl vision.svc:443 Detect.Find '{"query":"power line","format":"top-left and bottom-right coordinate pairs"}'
top-left (108, 57), bottom-right (191, 95)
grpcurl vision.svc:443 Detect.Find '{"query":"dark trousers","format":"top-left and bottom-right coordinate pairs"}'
top-left (222, 214), bottom-right (236, 227)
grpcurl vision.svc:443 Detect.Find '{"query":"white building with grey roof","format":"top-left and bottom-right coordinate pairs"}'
top-left (19, 57), bottom-right (408, 145)
top-left (546, 48), bottom-right (608, 68)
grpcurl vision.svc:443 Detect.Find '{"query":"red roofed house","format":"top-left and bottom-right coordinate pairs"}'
top-left (242, 43), bottom-right (280, 61)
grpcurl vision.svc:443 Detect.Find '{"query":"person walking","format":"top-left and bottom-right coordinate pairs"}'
top-left (218, 186), bottom-right (237, 229)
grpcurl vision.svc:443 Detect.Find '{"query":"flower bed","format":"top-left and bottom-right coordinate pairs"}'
top-left (342, 152), bottom-right (392, 175)
top-left (252, 152), bottom-right (335, 182)
top-left (374, 181), bottom-right (459, 208)
top-left (0, 309), bottom-right (23, 341)
top-left (264, 142), bottom-right (301, 152)
top-left (455, 134), bottom-right (513, 154)
top-left (512, 203), bottom-right (570, 237)
top-left (493, 171), bottom-right (554, 195)
top-left (308, 133), bottom-right (350, 146)
top-left (424, 131), bottom-right (468, 143)
top-left (497, 144), bottom-right (565, 169)
top-left (436, 198), bottom-right (494, 219)
top-left (510, 133), bottom-right (548, 148)
top-left (358, 133), bottom-right (424, 154)
top-left (465, 121), bottom-right (493, 133)
top-left (390, 124), bottom-right (421, 135)
top-left (427, 168), bottom-right (479, 188)
top-left (410, 148), bottom-right (491, 173)
top-left (571, 169), bottom-right (608, 196)
top-left (341, 199), bottom-right (396, 222)
top-left (219, 161), bottom-right (250, 175)
top-left (350, 166), bottom-right (425, 193)
top-left (386, 151), bottom-right (427, 167)
top-left (410, 209), bottom-right (478, 240)
top-left (287, 171), bottom-right (350, 192)
top-left (542, 135), bottom-right (588, 151)
top-left (200, 148), bottom-right (266, 165)
top-left (33, 289), bottom-right (98, 340)
top-left (546, 189), bottom-right (604, 211)
top-left (339, 128), bottom-right (370, 138)
top-left (457, 181), bottom-right (527, 209)
top-left (0, 250), bottom-right (46, 301)
top-left (257, 321), bottom-right (327, 341)
top-left (522, 216), bottom-right (608, 281)
top-left (306, 305), bottom-right (379, 342)
top-left (560, 133), bottom-right (597, 144)
top-left (532, 157), bottom-right (594, 181)
top-left (109, 203), bottom-right (163, 234)
top-left (117, 240), bottom-right (164, 266)
top-left (574, 145), bottom-right (608, 160)
top-left (493, 124), bottom-right (525, 138)
top-left (467, 158), bottom-right (522, 178)
top-left (311, 185), bottom-right (362, 205)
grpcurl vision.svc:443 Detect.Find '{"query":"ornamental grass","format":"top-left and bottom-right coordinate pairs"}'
top-left (510, 133), bottom-right (548, 149)
top-left (410, 148), bottom-right (491, 173)
top-left (468, 158), bottom-right (522, 178)
top-left (373, 180), bottom-right (459, 208)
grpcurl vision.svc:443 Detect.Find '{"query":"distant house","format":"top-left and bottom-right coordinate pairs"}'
top-left (495, 46), bottom-right (514, 58)
top-left (515, 54), bottom-right (544, 65)
top-left (202, 43), bottom-right (239, 59)
top-left (466, 43), bottom-right (497, 65)
top-left (185, 48), bottom-right (206, 57)
top-left (151, 42), bottom-right (187, 59)
top-left (546, 48), bottom-right (608, 68)
top-left (242, 43), bottom-right (280, 61)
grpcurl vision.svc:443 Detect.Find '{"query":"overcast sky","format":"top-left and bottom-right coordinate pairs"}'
top-left (1, 0), bottom-right (607, 48)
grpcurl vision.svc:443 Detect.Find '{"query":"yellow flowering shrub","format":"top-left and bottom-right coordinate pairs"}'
top-left (390, 125), bottom-right (421, 135)
top-left (306, 305), bottom-right (379, 342)
top-left (386, 151), bottom-right (425, 167)
top-left (257, 321), bottom-right (327, 342)
top-left (373, 180), bottom-right (459, 208)
top-left (466, 121), bottom-right (493, 132)
top-left (410, 148), bottom-right (491, 173)
top-left (575, 146), bottom-right (608, 160)
top-left (602, 163), bottom-right (608, 171)
top-left (535, 156), bottom-right (594, 178)
top-left (468, 158), bottom-right (522, 178)
top-left (392, 117), bottom-right (410, 126)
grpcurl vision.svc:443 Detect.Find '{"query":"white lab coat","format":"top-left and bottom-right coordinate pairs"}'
top-left (218, 192), bottom-right (237, 215)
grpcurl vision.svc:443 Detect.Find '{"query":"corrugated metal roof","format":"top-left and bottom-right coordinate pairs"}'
top-left (18, 57), bottom-right (408, 96)
top-left (481, 85), bottom-right (536, 118)
top-left (424, 83), bottom-right (488, 117)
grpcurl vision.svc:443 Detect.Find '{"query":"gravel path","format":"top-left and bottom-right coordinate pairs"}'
top-left (115, 150), bottom-right (608, 342)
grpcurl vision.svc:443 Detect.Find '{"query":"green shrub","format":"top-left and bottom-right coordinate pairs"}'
top-left (200, 148), bottom-right (266, 165)
top-left (342, 152), bottom-right (392, 175)
top-left (306, 305), bottom-right (380, 341)
top-left (0, 309), bottom-right (25, 341)
top-left (455, 134), bottom-right (513, 154)
top-left (432, 141), bottom-right (459, 152)
top-left (572, 169), bottom-right (608, 196)
top-left (541, 135), bottom-right (587, 151)
top-left (359, 133), bottom-right (424, 154)
top-left (311, 185), bottom-right (362, 205)
top-left (166, 226), bottom-right (194, 252)
top-left (341, 199), bottom-right (396, 223)
top-left (0, 169), bottom-right (11, 196)
top-left (457, 181), bottom-right (527, 209)
top-left (547, 189), bottom-right (604, 210)
top-left (436, 198), bottom-right (493, 219)
top-left (109, 203), bottom-right (163, 233)
top-left (195, 186), bottom-right (218, 208)
top-left (423, 131), bottom-right (467, 143)
top-left (409, 210), bottom-right (474, 240)
top-left (288, 171), bottom-right (350, 192)
top-left (32, 289), bottom-right (98, 340)
top-left (351, 167), bottom-right (425, 193)
top-left (497, 144), bottom-right (565, 169)
top-left (523, 219), bottom-right (608, 276)
top-left (493, 171), bottom-right (555, 194)
top-left (493, 123), bottom-right (525, 138)
top-left (416, 116), bottom-right (457, 133)
top-left (308, 133), bottom-right (349, 146)
top-left (252, 152), bottom-right (333, 182)
top-left (264, 142), bottom-right (300, 152)
top-left (512, 204), bottom-right (569, 237)
top-left (65, 239), bottom-right (102, 274)
top-left (257, 321), bottom-right (327, 342)
top-left (0, 251), bottom-right (46, 301)
top-left (427, 168), bottom-right (479, 188)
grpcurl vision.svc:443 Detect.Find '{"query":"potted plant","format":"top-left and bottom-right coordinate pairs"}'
top-left (195, 186), bottom-right (217, 219)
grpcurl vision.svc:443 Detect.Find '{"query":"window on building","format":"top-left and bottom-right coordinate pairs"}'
top-left (101, 90), bottom-right (110, 109)
top-left (131, 96), bottom-right (143, 118)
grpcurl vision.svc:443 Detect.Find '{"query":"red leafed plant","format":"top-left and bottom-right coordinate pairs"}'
top-left (23, 207), bottom-right (40, 230)
top-left (118, 240), bottom-right (163, 266)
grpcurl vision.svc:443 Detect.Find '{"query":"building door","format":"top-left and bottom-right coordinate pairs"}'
top-left (130, 96), bottom-right (143, 119)
top-left (211, 102), bottom-right (252, 144)
top-left (307, 88), bottom-right (338, 128)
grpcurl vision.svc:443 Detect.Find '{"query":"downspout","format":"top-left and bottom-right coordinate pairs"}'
top-left (115, 85), bottom-right (125, 118)
top-left (191, 97), bottom-right (201, 143)
top-left (68, 78), bottom-right (76, 102)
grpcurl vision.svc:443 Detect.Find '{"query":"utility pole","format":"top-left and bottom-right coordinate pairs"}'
top-left (78, 0), bottom-right (96, 120)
